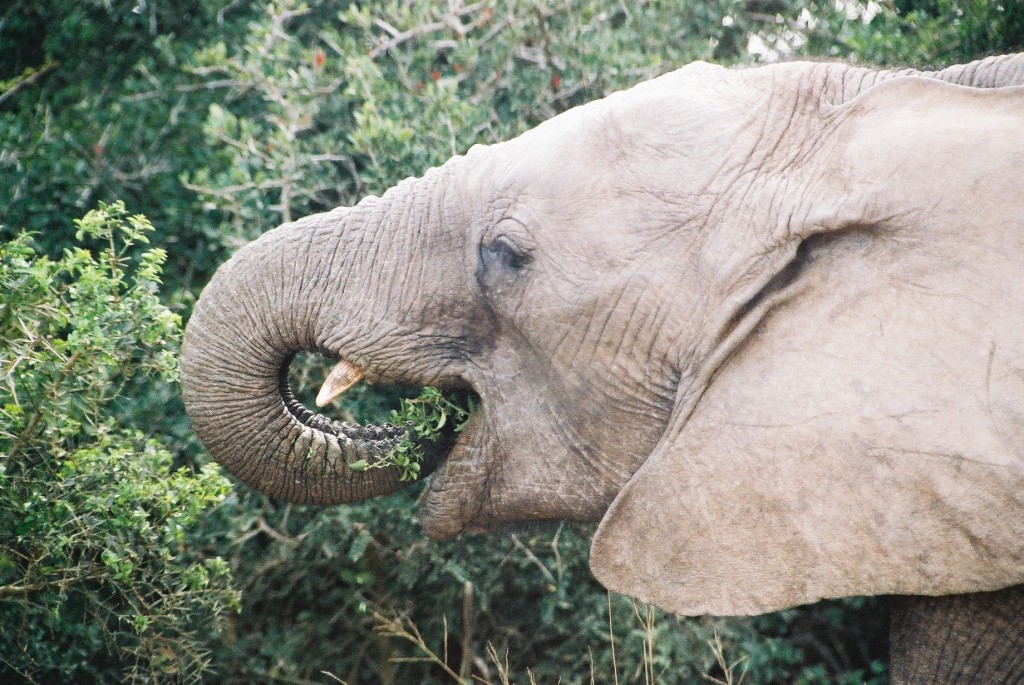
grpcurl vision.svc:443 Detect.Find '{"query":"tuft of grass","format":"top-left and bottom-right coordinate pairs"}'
top-left (363, 590), bottom-right (745, 685)
top-left (703, 631), bottom-right (748, 685)
top-left (349, 387), bottom-right (475, 481)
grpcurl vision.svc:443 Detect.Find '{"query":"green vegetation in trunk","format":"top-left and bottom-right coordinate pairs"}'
top-left (350, 387), bottom-right (475, 481)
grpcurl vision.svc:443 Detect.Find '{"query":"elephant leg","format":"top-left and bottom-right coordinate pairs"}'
top-left (889, 584), bottom-right (1024, 684)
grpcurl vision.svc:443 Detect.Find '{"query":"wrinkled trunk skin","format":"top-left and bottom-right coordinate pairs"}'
top-left (890, 585), bottom-right (1024, 683)
top-left (829, 53), bottom-right (1024, 102)
top-left (181, 203), bottom-right (445, 504)
top-left (921, 53), bottom-right (1024, 87)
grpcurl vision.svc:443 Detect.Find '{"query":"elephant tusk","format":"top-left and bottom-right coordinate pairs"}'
top-left (315, 359), bottom-right (365, 407)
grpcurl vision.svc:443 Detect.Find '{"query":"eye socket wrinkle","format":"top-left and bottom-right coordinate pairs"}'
top-left (481, 237), bottom-right (532, 273)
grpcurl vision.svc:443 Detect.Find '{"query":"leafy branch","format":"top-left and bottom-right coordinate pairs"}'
top-left (349, 387), bottom-right (474, 481)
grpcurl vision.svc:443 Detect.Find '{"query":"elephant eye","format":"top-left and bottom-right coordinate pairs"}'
top-left (481, 236), bottom-right (531, 273)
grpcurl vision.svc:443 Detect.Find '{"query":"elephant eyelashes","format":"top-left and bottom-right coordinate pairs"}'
top-left (481, 237), bottom-right (531, 273)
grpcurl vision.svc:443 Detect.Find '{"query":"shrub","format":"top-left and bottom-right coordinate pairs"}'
top-left (0, 202), bottom-right (238, 683)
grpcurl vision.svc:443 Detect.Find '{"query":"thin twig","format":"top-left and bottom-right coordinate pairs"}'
top-left (509, 534), bottom-right (557, 585)
top-left (181, 178), bottom-right (287, 197)
top-left (0, 583), bottom-right (45, 597)
top-left (459, 581), bottom-right (474, 680)
top-left (0, 60), bottom-right (59, 107)
top-left (550, 523), bottom-right (564, 583)
top-left (373, 17), bottom-right (402, 37)
top-left (372, 610), bottom-right (465, 683)
top-left (217, 0), bottom-right (244, 26)
top-left (485, 643), bottom-right (512, 685)
top-left (702, 630), bottom-right (749, 685)
top-left (255, 516), bottom-right (306, 547)
top-left (368, 2), bottom-right (488, 59)
top-left (174, 78), bottom-right (246, 93)
top-left (608, 592), bottom-right (620, 685)
top-left (370, 19), bottom-right (449, 58)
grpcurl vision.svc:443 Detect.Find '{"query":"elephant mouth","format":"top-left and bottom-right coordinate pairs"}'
top-left (311, 358), bottom-right (483, 533)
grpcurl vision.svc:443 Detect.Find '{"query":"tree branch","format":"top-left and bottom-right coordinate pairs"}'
top-left (0, 61), bottom-right (59, 108)
top-left (0, 583), bottom-right (44, 597)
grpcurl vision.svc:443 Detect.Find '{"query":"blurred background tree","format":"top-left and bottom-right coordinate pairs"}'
top-left (2, 1), bottom-right (1021, 682)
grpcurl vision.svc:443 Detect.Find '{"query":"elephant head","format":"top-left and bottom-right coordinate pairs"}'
top-left (181, 54), bottom-right (1024, 616)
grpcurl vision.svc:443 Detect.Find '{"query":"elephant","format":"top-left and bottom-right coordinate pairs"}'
top-left (181, 53), bottom-right (1024, 681)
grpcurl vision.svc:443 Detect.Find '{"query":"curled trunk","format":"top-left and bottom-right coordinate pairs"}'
top-left (180, 209), bottom-right (446, 504)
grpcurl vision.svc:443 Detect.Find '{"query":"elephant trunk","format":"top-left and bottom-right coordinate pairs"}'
top-left (180, 204), bottom-right (445, 504)
top-left (861, 53), bottom-right (1024, 96)
top-left (923, 53), bottom-right (1024, 88)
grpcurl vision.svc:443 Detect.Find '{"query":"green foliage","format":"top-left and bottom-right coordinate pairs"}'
top-left (349, 387), bottom-right (475, 481)
top-left (784, 0), bottom-right (1024, 65)
top-left (2, 1), bottom-right (1021, 683)
top-left (0, 203), bottom-right (238, 683)
top-left (0, 0), bottom-right (257, 288)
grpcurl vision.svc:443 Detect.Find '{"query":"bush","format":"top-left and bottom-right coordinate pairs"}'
top-left (0, 202), bottom-right (238, 683)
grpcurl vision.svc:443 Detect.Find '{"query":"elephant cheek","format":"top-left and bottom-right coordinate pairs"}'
top-left (420, 410), bottom-right (498, 539)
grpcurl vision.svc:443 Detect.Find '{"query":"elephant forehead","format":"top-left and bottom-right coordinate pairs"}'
top-left (482, 69), bottom-right (750, 203)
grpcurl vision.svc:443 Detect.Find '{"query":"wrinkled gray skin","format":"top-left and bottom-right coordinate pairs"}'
top-left (182, 54), bottom-right (1024, 681)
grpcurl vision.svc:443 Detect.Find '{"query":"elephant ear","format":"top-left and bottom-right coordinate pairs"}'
top-left (591, 76), bottom-right (1024, 616)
